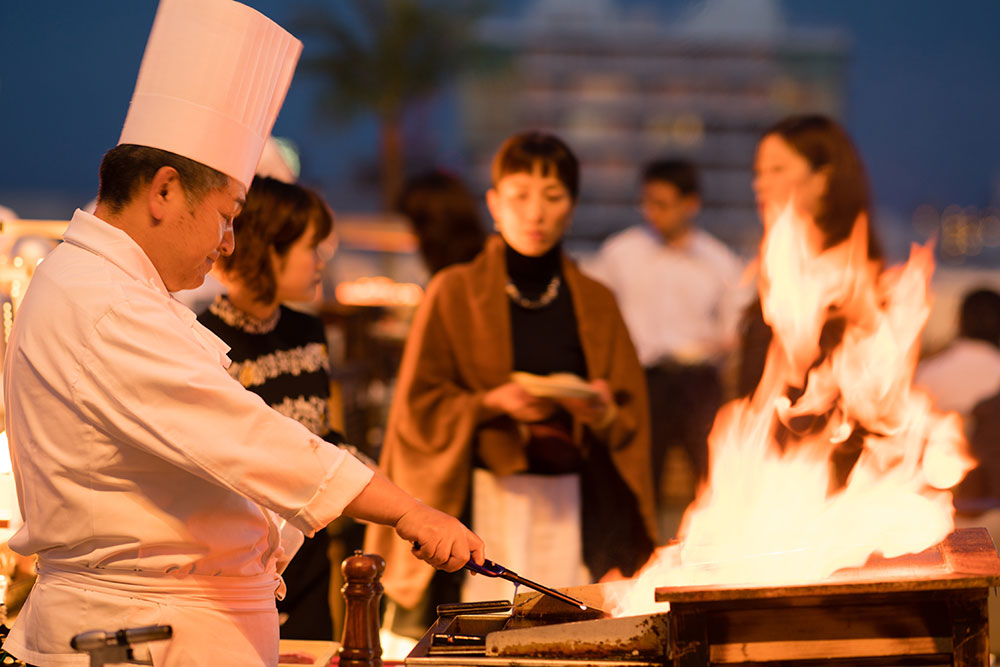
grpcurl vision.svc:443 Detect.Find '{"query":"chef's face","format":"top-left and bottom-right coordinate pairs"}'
top-left (163, 177), bottom-right (245, 292)
top-left (487, 164), bottom-right (574, 257)
top-left (273, 220), bottom-right (326, 304)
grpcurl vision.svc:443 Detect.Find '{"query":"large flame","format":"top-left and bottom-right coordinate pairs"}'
top-left (613, 204), bottom-right (975, 617)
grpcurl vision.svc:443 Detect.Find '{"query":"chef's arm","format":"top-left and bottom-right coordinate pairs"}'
top-left (343, 468), bottom-right (485, 573)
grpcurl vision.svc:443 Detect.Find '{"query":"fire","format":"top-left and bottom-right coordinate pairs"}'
top-left (612, 204), bottom-right (975, 617)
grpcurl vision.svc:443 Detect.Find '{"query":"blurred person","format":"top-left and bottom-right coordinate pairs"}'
top-left (737, 114), bottom-right (884, 488)
top-left (584, 159), bottom-right (749, 505)
top-left (256, 135), bottom-right (300, 184)
top-left (954, 388), bottom-right (1000, 510)
top-left (738, 113), bottom-right (884, 399)
top-left (397, 168), bottom-right (486, 276)
top-left (1, 1), bottom-right (483, 664)
top-left (366, 130), bottom-right (657, 635)
top-left (914, 288), bottom-right (1000, 418)
top-left (197, 175), bottom-right (363, 640)
top-left (0, 204), bottom-right (20, 274)
top-left (939, 291), bottom-right (1000, 651)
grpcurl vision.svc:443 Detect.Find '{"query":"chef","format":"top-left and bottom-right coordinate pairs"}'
top-left (1, 0), bottom-right (483, 665)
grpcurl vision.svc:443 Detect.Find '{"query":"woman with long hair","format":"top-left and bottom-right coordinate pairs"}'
top-left (197, 176), bottom-right (357, 641)
top-left (739, 114), bottom-right (884, 398)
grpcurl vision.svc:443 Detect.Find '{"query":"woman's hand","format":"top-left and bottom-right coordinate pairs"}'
top-left (482, 382), bottom-right (557, 423)
top-left (556, 378), bottom-right (615, 428)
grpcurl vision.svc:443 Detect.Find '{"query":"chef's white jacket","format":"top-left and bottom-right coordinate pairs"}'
top-left (2, 209), bottom-right (374, 665)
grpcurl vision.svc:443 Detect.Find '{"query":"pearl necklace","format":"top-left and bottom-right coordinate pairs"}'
top-left (505, 275), bottom-right (561, 309)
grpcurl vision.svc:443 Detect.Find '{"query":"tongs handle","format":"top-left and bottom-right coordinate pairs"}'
top-left (463, 558), bottom-right (591, 612)
top-left (464, 558), bottom-right (507, 578)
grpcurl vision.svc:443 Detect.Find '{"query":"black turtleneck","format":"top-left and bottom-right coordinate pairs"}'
top-left (505, 242), bottom-right (587, 378)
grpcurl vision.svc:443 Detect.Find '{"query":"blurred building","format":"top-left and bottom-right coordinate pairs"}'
top-left (458, 0), bottom-right (849, 256)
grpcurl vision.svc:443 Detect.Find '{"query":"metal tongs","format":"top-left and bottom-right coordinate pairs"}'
top-left (465, 558), bottom-right (590, 611)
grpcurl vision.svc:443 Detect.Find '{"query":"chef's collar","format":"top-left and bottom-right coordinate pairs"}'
top-left (62, 208), bottom-right (171, 297)
top-left (62, 208), bottom-right (232, 364)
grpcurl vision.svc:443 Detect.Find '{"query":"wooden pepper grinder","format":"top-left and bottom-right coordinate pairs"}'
top-left (339, 551), bottom-right (383, 667)
top-left (369, 553), bottom-right (386, 666)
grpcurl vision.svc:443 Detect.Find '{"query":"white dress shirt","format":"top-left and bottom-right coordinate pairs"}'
top-left (914, 338), bottom-right (1000, 418)
top-left (2, 209), bottom-right (373, 666)
top-left (583, 225), bottom-right (750, 367)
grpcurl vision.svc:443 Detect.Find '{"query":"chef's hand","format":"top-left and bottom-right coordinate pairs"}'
top-left (397, 503), bottom-right (485, 572)
top-left (557, 378), bottom-right (615, 428)
top-left (482, 382), bottom-right (556, 423)
top-left (344, 468), bottom-right (484, 572)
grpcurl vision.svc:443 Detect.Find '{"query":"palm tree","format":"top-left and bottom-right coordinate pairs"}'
top-left (295, 0), bottom-right (497, 210)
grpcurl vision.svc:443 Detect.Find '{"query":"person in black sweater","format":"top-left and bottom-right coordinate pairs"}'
top-left (198, 175), bottom-right (362, 640)
top-left (366, 132), bottom-right (656, 638)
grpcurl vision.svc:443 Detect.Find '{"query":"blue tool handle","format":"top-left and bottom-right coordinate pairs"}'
top-left (464, 558), bottom-right (507, 577)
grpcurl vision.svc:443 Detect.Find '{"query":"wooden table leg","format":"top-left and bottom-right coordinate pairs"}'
top-left (670, 606), bottom-right (709, 667)
top-left (951, 590), bottom-right (990, 667)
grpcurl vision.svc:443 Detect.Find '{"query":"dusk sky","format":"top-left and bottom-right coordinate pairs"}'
top-left (2, 0), bottom-right (999, 243)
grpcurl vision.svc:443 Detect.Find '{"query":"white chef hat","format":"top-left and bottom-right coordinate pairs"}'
top-left (118, 0), bottom-right (302, 190)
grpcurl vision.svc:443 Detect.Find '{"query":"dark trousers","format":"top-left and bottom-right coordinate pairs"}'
top-left (645, 361), bottom-right (723, 505)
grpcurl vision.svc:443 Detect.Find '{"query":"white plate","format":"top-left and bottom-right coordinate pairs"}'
top-left (277, 640), bottom-right (337, 666)
top-left (511, 372), bottom-right (600, 399)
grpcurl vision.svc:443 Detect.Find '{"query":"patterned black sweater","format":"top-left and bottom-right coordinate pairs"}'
top-left (198, 294), bottom-right (343, 639)
top-left (198, 295), bottom-right (341, 442)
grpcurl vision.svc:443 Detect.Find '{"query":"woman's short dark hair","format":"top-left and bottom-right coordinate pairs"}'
top-left (491, 131), bottom-right (579, 201)
top-left (97, 144), bottom-right (230, 213)
top-left (763, 114), bottom-right (882, 260)
top-left (397, 169), bottom-right (486, 275)
top-left (217, 176), bottom-right (333, 304)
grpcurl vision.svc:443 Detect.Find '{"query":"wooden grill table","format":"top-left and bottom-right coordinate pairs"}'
top-left (406, 528), bottom-right (1000, 667)
top-left (658, 527), bottom-right (1000, 666)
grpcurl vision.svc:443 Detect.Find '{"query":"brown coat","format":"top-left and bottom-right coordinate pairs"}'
top-left (364, 236), bottom-right (657, 609)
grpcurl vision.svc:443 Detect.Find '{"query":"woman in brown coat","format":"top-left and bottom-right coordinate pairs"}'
top-left (366, 131), bottom-right (657, 632)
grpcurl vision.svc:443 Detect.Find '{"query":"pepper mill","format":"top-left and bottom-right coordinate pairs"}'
top-left (368, 553), bottom-right (386, 666)
top-left (339, 551), bottom-right (383, 667)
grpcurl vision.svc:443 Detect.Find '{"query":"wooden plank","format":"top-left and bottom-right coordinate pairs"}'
top-left (704, 600), bottom-right (950, 645)
top-left (942, 528), bottom-right (1000, 576)
top-left (710, 637), bottom-right (952, 662)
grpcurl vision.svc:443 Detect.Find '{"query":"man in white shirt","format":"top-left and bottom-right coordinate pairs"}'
top-left (585, 159), bottom-right (750, 509)
top-left (915, 288), bottom-right (1000, 419)
top-left (2, 1), bottom-right (482, 665)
